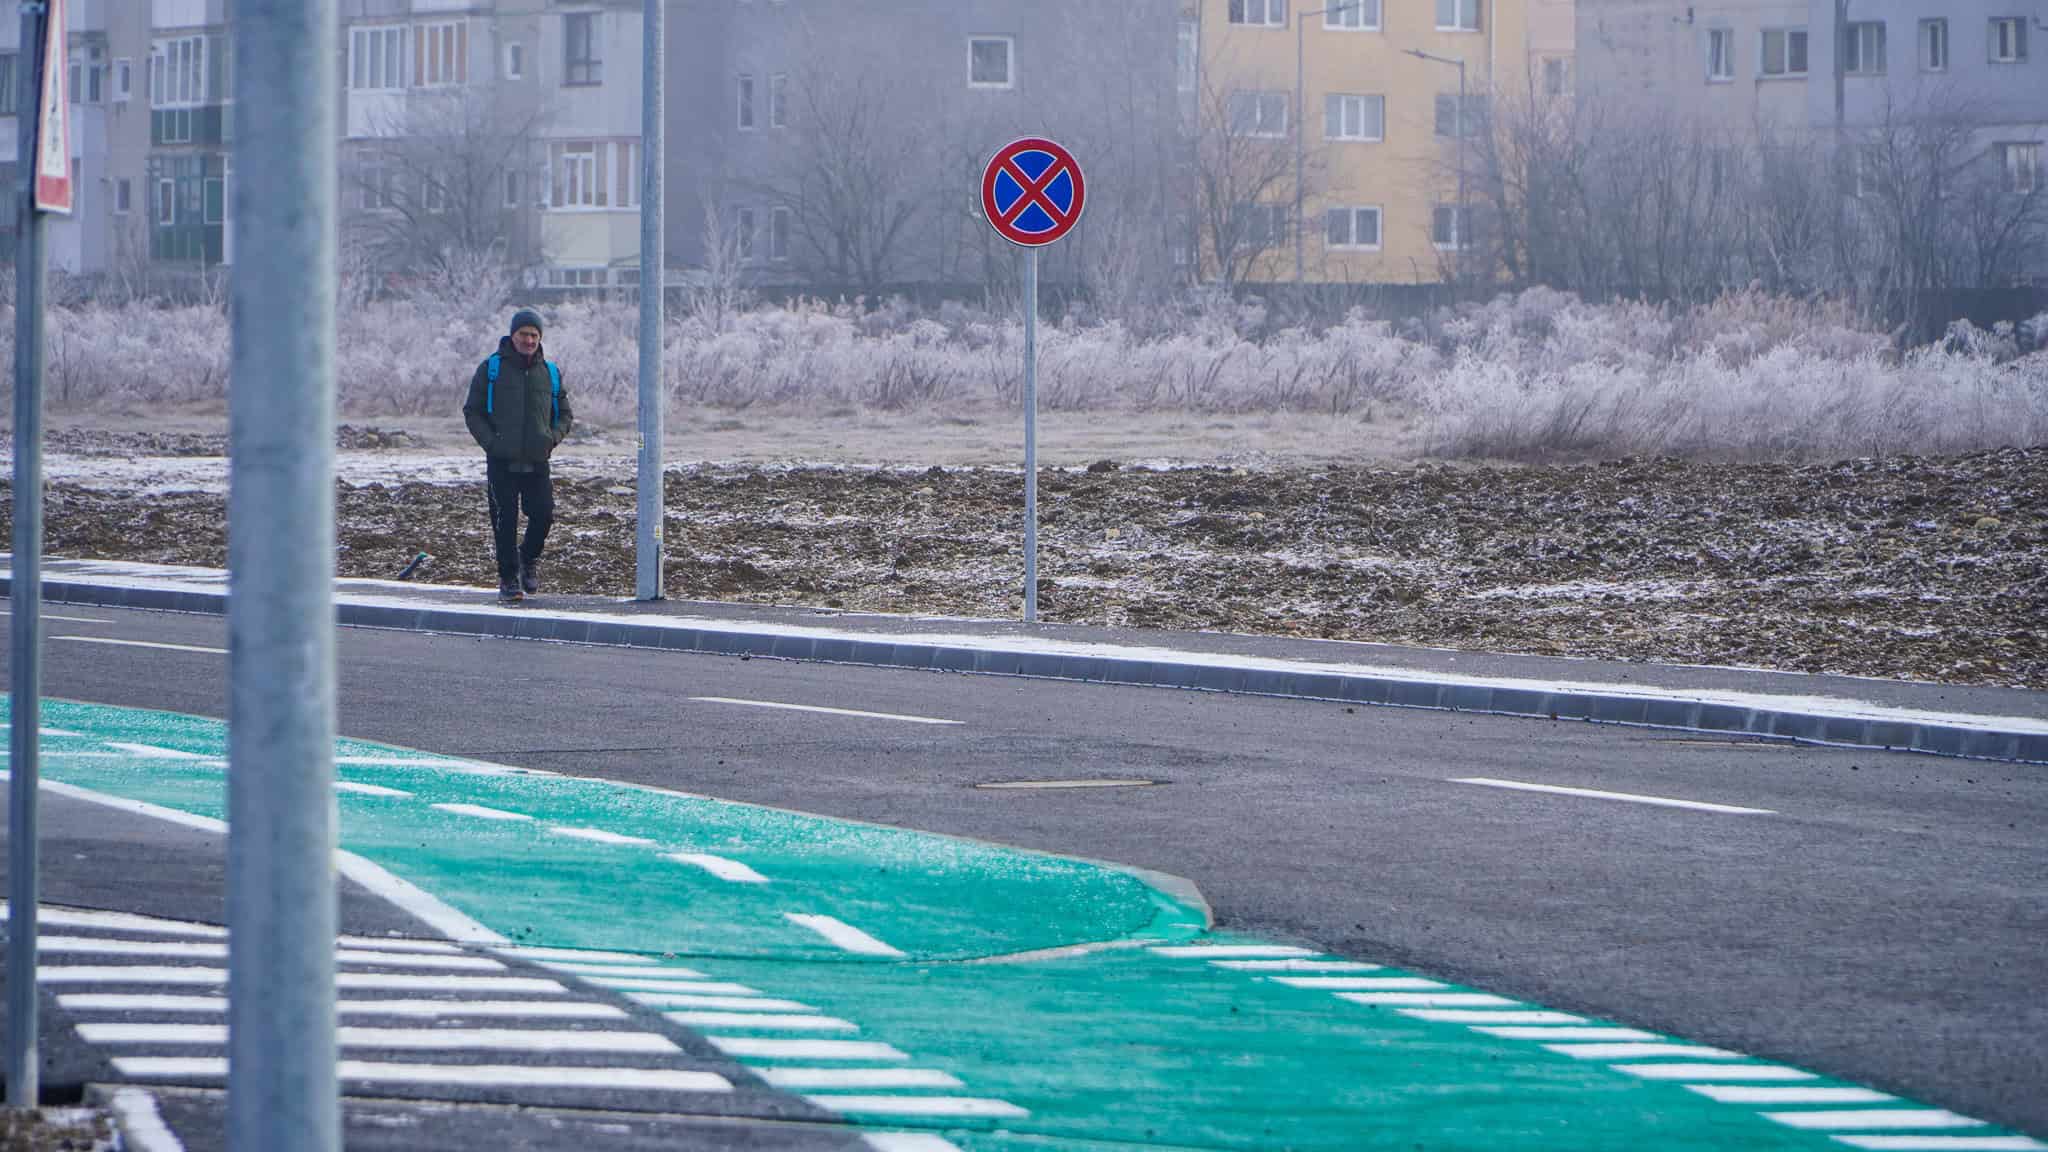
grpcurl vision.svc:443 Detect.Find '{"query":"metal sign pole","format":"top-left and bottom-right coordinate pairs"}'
top-left (1022, 247), bottom-right (1039, 623)
top-left (6, 0), bottom-right (51, 1110)
top-left (635, 0), bottom-right (665, 601)
top-left (227, 3), bottom-right (339, 1149)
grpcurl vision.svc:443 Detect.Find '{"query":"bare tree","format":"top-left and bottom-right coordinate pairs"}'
top-left (1189, 63), bottom-right (1314, 290)
top-left (688, 196), bottom-right (751, 334)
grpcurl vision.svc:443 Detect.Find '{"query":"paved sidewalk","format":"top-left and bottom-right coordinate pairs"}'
top-left (6, 555), bottom-right (2045, 765)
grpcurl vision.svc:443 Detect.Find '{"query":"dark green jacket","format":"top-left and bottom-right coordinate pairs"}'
top-left (463, 337), bottom-right (573, 465)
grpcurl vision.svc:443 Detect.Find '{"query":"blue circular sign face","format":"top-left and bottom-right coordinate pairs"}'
top-left (982, 137), bottom-right (1087, 248)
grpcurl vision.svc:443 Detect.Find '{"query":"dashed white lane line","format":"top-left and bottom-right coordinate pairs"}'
top-left (335, 781), bottom-right (412, 797)
top-left (667, 852), bottom-right (771, 884)
top-left (492, 946), bottom-right (654, 965)
top-left (80, 1023), bottom-right (678, 1054)
top-left (630, 993), bottom-right (817, 1012)
top-left (664, 1013), bottom-right (857, 1031)
top-left (586, 977), bottom-right (759, 995)
top-left (38, 967), bottom-right (565, 994)
top-left (786, 913), bottom-right (905, 957)
top-left (1546, 1042), bottom-right (1742, 1061)
top-left (1273, 976), bottom-right (1443, 991)
top-left (113, 1058), bottom-right (732, 1093)
top-left (1762, 1111), bottom-right (1988, 1131)
top-left (708, 1038), bottom-right (909, 1061)
top-left (1831, 1138), bottom-right (2048, 1151)
top-left (0, 611), bottom-right (111, 624)
top-left (543, 961), bottom-right (709, 979)
top-left (53, 637), bottom-right (227, 655)
top-left (1451, 777), bottom-right (1777, 816)
top-left (1211, 959), bottom-right (1381, 972)
top-left (108, 1087), bottom-right (185, 1152)
top-left (760, 1068), bottom-right (964, 1090)
top-left (863, 1135), bottom-right (965, 1152)
top-left (102, 742), bottom-right (208, 760)
top-left (1402, 1009), bottom-right (1586, 1025)
top-left (1613, 1063), bottom-right (1816, 1081)
top-left (36, 937), bottom-right (503, 971)
top-left (58, 994), bottom-right (626, 1020)
top-left (1687, 1086), bottom-right (1899, 1105)
top-left (690, 697), bottom-right (963, 726)
top-left (1337, 992), bottom-right (1519, 1008)
top-left (336, 936), bottom-right (465, 954)
top-left (805, 1095), bottom-right (1029, 1118)
top-left (549, 826), bottom-right (654, 846)
top-left (1149, 944), bottom-right (1315, 959)
top-left (1475, 1026), bottom-right (1661, 1041)
top-left (431, 802), bottom-right (533, 821)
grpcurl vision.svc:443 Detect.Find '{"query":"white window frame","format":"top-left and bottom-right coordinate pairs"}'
top-left (1432, 203), bottom-right (1468, 250)
top-left (417, 20), bottom-right (466, 88)
top-left (1760, 27), bottom-right (1807, 77)
top-left (968, 36), bottom-right (1013, 88)
top-left (1989, 17), bottom-right (2027, 64)
top-left (151, 35), bottom-right (206, 109)
top-left (769, 72), bottom-right (788, 128)
top-left (1326, 205), bottom-right (1382, 251)
top-left (1227, 89), bottom-right (1288, 138)
top-left (562, 11), bottom-right (601, 87)
top-left (1324, 1), bottom-right (1380, 31)
top-left (1920, 18), bottom-right (1948, 72)
top-left (349, 25), bottom-right (405, 92)
top-left (114, 56), bottom-right (132, 101)
top-left (736, 73), bottom-right (755, 131)
top-left (1324, 93), bottom-right (1384, 142)
top-left (1707, 28), bottom-right (1735, 81)
top-left (1435, 0), bottom-right (1481, 33)
top-left (770, 206), bottom-right (792, 261)
top-left (2000, 142), bottom-right (2041, 194)
top-left (1844, 21), bottom-right (1886, 76)
top-left (1228, 0), bottom-right (1287, 29)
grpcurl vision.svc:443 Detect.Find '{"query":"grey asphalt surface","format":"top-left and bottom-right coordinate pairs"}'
top-left (2, 602), bottom-right (2044, 1141)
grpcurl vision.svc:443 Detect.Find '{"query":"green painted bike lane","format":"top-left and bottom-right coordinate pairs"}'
top-left (7, 697), bottom-right (2040, 1152)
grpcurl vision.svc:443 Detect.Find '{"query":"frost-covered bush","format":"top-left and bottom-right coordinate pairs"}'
top-left (10, 287), bottom-right (2044, 461)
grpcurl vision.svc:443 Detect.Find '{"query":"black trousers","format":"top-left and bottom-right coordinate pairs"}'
top-left (486, 459), bottom-right (554, 581)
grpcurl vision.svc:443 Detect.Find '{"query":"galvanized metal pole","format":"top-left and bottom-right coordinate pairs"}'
top-left (636, 0), bottom-right (665, 600)
top-left (6, 0), bottom-right (51, 1109)
top-left (1022, 247), bottom-right (1038, 623)
top-left (226, 3), bottom-right (338, 1149)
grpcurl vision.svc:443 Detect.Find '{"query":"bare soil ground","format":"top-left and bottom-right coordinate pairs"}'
top-left (3, 413), bottom-right (2042, 689)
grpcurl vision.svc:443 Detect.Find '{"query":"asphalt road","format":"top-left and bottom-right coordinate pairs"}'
top-left (3, 604), bottom-right (2043, 1138)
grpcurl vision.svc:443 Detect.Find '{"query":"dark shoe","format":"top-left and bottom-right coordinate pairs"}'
top-left (519, 558), bottom-right (540, 596)
top-left (498, 579), bottom-right (524, 603)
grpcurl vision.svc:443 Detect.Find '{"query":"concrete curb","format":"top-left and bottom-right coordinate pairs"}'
top-left (14, 575), bottom-right (2047, 767)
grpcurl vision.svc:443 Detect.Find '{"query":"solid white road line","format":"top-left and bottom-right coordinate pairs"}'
top-left (335, 781), bottom-right (413, 797)
top-left (1273, 976), bottom-right (1444, 991)
top-left (1831, 1139), bottom-right (2047, 1151)
top-left (663, 1013), bottom-right (857, 1031)
top-left (786, 913), bottom-right (905, 957)
top-left (81, 1023), bottom-right (678, 1054)
top-left (334, 937), bottom-right (464, 954)
top-left (805, 1096), bottom-right (1028, 1118)
top-left (41, 968), bottom-right (563, 992)
top-left (1338, 992), bottom-right (1519, 1008)
top-left (1763, 1111), bottom-right (1987, 1131)
top-left (114, 1058), bottom-right (733, 1093)
top-left (0, 611), bottom-right (112, 624)
top-left (543, 962), bottom-right (708, 979)
top-left (431, 802), bottom-right (533, 821)
top-left (587, 977), bottom-right (758, 995)
top-left (1149, 945), bottom-right (1316, 959)
top-left (1402, 1009), bottom-right (1586, 1024)
top-left (1613, 1063), bottom-right (1815, 1081)
top-left (108, 1087), bottom-right (186, 1152)
top-left (1476, 1027), bottom-right (1662, 1041)
top-left (1547, 1042), bottom-right (1741, 1060)
top-left (1211, 959), bottom-right (1382, 972)
top-left (690, 697), bottom-right (963, 726)
top-left (53, 637), bottom-right (227, 655)
top-left (1452, 777), bottom-right (1776, 815)
top-left (760, 1068), bottom-right (964, 1090)
top-left (35, 937), bottom-right (500, 971)
top-left (667, 853), bottom-right (771, 884)
top-left (708, 1038), bottom-right (908, 1061)
top-left (3, 905), bottom-right (224, 936)
top-left (335, 950), bottom-right (504, 971)
top-left (629, 993), bottom-right (817, 1012)
top-left (57, 994), bottom-right (625, 1020)
top-left (1687, 1086), bottom-right (1899, 1105)
top-left (863, 1135), bottom-right (964, 1152)
top-left (548, 826), bottom-right (654, 846)
top-left (492, 946), bottom-right (654, 965)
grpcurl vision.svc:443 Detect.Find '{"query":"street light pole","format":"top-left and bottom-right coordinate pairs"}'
top-left (1295, 1), bottom-right (1373, 285)
top-left (1405, 47), bottom-right (1469, 290)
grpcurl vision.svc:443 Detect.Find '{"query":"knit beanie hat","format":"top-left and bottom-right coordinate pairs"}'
top-left (509, 309), bottom-right (544, 337)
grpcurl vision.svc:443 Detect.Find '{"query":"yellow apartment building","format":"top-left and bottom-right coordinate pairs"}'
top-left (1196, 0), bottom-right (1567, 285)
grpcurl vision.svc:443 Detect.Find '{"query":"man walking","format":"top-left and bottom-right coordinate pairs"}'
top-left (464, 309), bottom-right (574, 602)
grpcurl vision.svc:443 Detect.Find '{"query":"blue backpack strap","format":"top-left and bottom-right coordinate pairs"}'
top-left (485, 354), bottom-right (501, 415)
top-left (547, 361), bottom-right (561, 424)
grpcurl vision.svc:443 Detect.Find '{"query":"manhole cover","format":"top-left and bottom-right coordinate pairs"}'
top-left (974, 779), bottom-right (1161, 790)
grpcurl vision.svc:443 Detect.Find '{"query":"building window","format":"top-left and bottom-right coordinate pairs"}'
top-left (563, 12), bottom-right (601, 86)
top-left (770, 206), bottom-right (792, 261)
top-left (1228, 0), bottom-right (1286, 28)
top-left (1178, 21), bottom-right (1198, 91)
top-left (736, 207), bottom-right (757, 262)
top-left (151, 35), bottom-right (207, 107)
top-left (1542, 56), bottom-right (1569, 96)
top-left (1435, 0), bottom-right (1481, 33)
top-left (1231, 202), bottom-right (1288, 250)
top-left (1432, 203), bottom-right (1467, 249)
top-left (770, 73), bottom-right (787, 128)
top-left (1325, 93), bottom-right (1384, 142)
top-left (1843, 21), bottom-right (1886, 76)
top-left (204, 176), bottom-right (224, 225)
top-left (1989, 18), bottom-right (2027, 64)
top-left (0, 55), bottom-right (15, 115)
top-left (1434, 93), bottom-right (1486, 137)
top-left (1920, 19), bottom-right (1948, 71)
top-left (349, 25), bottom-right (405, 92)
top-left (1325, 1), bottom-right (1380, 31)
top-left (417, 21), bottom-right (466, 87)
top-left (505, 42), bottom-right (524, 80)
top-left (423, 178), bottom-right (446, 214)
top-left (1706, 28), bottom-right (1735, 81)
top-left (115, 57), bottom-right (133, 100)
top-left (71, 44), bottom-right (105, 104)
top-left (1227, 90), bottom-right (1288, 137)
top-left (157, 179), bottom-right (176, 225)
top-left (116, 178), bottom-right (133, 214)
top-left (1760, 27), bottom-right (1807, 76)
top-left (504, 169), bottom-right (521, 208)
top-left (1853, 146), bottom-right (1881, 199)
top-left (548, 140), bottom-right (636, 209)
top-left (1325, 205), bottom-right (1381, 250)
top-left (969, 37), bottom-right (1013, 87)
top-left (2000, 143), bottom-right (2041, 194)
top-left (737, 74), bottom-right (755, 130)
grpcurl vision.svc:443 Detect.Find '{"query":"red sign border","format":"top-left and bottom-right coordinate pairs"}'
top-left (981, 137), bottom-right (1085, 249)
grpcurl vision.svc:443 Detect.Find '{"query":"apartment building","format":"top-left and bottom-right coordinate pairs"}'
top-left (1576, 0), bottom-right (1811, 137)
top-left (1196, 0), bottom-right (1540, 286)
